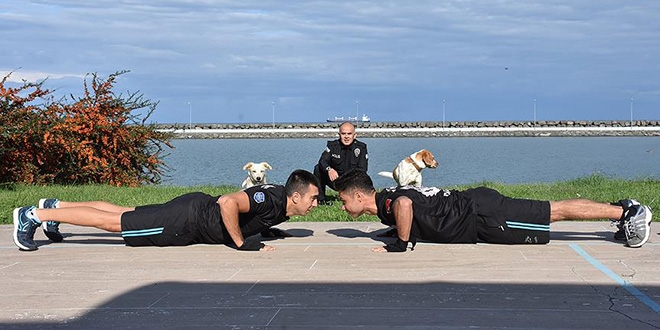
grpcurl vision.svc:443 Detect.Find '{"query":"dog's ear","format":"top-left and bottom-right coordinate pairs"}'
top-left (243, 162), bottom-right (254, 170)
top-left (420, 150), bottom-right (435, 164)
top-left (262, 162), bottom-right (273, 170)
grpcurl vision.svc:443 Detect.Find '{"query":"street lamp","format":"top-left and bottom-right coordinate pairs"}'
top-left (272, 101), bottom-right (275, 129)
top-left (533, 99), bottom-right (537, 129)
top-left (188, 102), bottom-right (192, 130)
top-left (630, 97), bottom-right (634, 129)
top-left (442, 99), bottom-right (446, 130)
top-left (355, 100), bottom-right (359, 127)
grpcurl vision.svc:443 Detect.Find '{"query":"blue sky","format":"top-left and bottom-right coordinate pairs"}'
top-left (2, 1), bottom-right (659, 124)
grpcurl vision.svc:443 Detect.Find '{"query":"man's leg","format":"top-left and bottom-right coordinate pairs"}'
top-left (36, 207), bottom-right (125, 232)
top-left (313, 164), bottom-right (329, 203)
top-left (549, 199), bottom-right (623, 221)
top-left (13, 205), bottom-right (125, 251)
top-left (38, 199), bottom-right (132, 242)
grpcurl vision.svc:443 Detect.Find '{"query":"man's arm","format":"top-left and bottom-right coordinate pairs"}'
top-left (217, 191), bottom-right (273, 251)
top-left (373, 196), bottom-right (414, 253)
top-left (318, 143), bottom-right (333, 171)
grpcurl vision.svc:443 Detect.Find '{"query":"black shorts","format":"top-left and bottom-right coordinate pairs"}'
top-left (463, 187), bottom-right (551, 244)
top-left (120, 193), bottom-right (213, 247)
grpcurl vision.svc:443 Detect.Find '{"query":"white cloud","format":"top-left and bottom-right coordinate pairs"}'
top-left (0, 70), bottom-right (84, 83)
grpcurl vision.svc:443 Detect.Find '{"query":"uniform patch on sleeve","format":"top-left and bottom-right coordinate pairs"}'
top-left (385, 198), bottom-right (392, 214)
top-left (253, 191), bottom-right (265, 203)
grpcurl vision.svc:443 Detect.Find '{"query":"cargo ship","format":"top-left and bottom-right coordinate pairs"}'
top-left (326, 114), bottom-right (371, 123)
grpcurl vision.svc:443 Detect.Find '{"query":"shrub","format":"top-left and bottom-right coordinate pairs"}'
top-left (0, 70), bottom-right (172, 186)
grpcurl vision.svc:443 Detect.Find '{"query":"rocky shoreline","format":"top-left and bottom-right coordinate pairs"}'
top-left (155, 120), bottom-right (660, 139)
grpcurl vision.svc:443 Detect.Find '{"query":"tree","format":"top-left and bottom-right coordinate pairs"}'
top-left (0, 70), bottom-right (172, 186)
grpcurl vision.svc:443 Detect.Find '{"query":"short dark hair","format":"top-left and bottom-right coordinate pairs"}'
top-left (334, 170), bottom-right (375, 194)
top-left (285, 169), bottom-right (319, 197)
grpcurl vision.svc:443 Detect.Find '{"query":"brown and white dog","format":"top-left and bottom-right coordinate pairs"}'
top-left (241, 162), bottom-right (273, 188)
top-left (377, 149), bottom-right (438, 187)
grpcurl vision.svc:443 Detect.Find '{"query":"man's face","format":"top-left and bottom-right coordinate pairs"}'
top-left (293, 184), bottom-right (319, 215)
top-left (338, 124), bottom-right (356, 146)
top-left (338, 190), bottom-right (364, 218)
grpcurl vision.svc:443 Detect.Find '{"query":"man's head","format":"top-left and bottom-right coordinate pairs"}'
top-left (334, 170), bottom-right (376, 218)
top-left (285, 169), bottom-right (320, 216)
top-left (338, 122), bottom-right (357, 146)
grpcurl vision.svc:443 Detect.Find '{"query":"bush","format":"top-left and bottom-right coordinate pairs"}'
top-left (0, 70), bottom-right (172, 186)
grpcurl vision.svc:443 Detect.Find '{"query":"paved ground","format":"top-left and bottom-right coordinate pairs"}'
top-left (1, 221), bottom-right (659, 329)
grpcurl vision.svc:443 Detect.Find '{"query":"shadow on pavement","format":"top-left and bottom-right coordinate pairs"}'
top-left (1, 281), bottom-right (658, 329)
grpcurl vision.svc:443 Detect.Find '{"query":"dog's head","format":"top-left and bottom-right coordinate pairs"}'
top-left (414, 149), bottom-right (438, 169)
top-left (243, 162), bottom-right (273, 184)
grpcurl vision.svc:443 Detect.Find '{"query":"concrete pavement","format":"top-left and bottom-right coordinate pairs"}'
top-left (1, 221), bottom-right (659, 329)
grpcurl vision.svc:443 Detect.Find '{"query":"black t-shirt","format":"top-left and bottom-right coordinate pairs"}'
top-left (237, 184), bottom-right (289, 238)
top-left (375, 186), bottom-right (479, 243)
top-left (194, 185), bottom-right (288, 244)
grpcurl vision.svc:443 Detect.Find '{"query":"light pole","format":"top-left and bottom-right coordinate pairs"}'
top-left (630, 97), bottom-right (634, 129)
top-left (188, 102), bottom-right (192, 130)
top-left (442, 99), bottom-right (446, 130)
top-left (271, 101), bottom-right (275, 129)
top-left (355, 100), bottom-right (359, 127)
top-left (533, 99), bottom-right (537, 129)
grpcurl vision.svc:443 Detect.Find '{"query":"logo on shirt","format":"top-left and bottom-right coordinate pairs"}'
top-left (385, 198), bottom-right (392, 214)
top-left (354, 148), bottom-right (361, 158)
top-left (253, 192), bottom-right (265, 203)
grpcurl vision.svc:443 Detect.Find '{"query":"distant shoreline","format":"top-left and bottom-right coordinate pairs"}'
top-left (155, 120), bottom-right (660, 139)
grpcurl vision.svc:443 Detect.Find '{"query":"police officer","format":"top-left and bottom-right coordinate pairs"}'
top-left (313, 122), bottom-right (368, 204)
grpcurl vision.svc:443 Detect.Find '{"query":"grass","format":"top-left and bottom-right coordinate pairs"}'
top-left (1, 174), bottom-right (658, 225)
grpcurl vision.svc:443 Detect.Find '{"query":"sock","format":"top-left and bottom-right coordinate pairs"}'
top-left (25, 206), bottom-right (42, 224)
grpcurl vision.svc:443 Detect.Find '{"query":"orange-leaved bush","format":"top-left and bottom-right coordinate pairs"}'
top-left (0, 70), bottom-right (172, 186)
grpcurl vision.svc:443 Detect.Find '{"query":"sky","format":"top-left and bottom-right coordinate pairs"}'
top-left (1, 1), bottom-right (659, 124)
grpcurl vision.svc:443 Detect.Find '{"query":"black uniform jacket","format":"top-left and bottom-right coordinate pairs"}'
top-left (318, 139), bottom-right (368, 176)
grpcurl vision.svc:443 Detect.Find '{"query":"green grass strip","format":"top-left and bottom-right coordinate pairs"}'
top-left (1, 174), bottom-right (658, 224)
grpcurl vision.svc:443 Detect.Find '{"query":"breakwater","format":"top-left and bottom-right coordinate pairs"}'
top-left (156, 120), bottom-right (660, 139)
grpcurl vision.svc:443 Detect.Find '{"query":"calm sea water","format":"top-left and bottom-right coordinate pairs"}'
top-left (161, 137), bottom-right (660, 188)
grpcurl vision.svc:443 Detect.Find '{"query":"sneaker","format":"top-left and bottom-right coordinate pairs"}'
top-left (613, 227), bottom-right (626, 241)
top-left (39, 198), bottom-right (63, 242)
top-left (610, 199), bottom-right (639, 241)
top-left (619, 200), bottom-right (652, 248)
top-left (12, 206), bottom-right (41, 251)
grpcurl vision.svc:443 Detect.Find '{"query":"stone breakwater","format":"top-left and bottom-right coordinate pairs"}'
top-left (156, 120), bottom-right (660, 139)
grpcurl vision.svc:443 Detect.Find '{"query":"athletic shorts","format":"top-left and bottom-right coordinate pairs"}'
top-left (120, 193), bottom-right (212, 247)
top-left (463, 187), bottom-right (551, 244)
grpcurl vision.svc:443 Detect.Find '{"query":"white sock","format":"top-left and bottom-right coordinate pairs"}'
top-left (26, 207), bottom-right (42, 224)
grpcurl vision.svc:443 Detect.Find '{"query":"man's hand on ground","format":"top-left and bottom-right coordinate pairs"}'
top-left (260, 245), bottom-right (276, 251)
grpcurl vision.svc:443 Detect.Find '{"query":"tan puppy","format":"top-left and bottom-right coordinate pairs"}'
top-left (241, 162), bottom-right (273, 188)
top-left (378, 149), bottom-right (438, 187)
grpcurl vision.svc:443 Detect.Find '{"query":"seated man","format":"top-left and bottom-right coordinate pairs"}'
top-left (313, 122), bottom-right (368, 204)
top-left (13, 170), bottom-right (319, 252)
top-left (333, 170), bottom-right (653, 252)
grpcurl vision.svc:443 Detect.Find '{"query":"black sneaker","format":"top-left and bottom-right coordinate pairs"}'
top-left (13, 206), bottom-right (41, 251)
top-left (39, 198), bottom-right (63, 242)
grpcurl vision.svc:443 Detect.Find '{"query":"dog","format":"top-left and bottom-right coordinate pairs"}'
top-left (241, 162), bottom-right (272, 188)
top-left (377, 149), bottom-right (438, 187)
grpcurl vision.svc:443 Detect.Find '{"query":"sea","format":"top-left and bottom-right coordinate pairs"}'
top-left (161, 136), bottom-right (660, 188)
